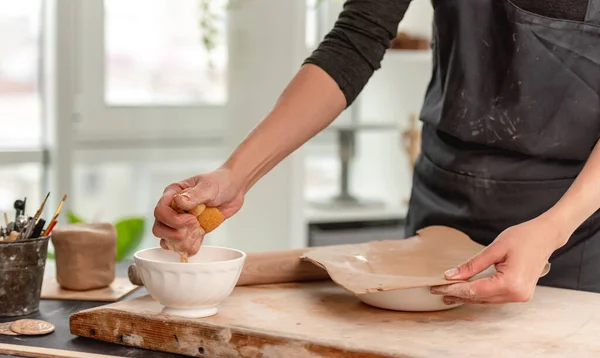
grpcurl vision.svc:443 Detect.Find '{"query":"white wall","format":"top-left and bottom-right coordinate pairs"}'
top-left (322, 0), bottom-right (434, 207)
top-left (220, 0), bottom-right (307, 252)
top-left (354, 51), bottom-right (432, 206)
top-left (398, 0), bottom-right (434, 38)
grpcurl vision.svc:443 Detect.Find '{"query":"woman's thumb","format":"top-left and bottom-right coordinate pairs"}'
top-left (172, 182), bottom-right (215, 211)
top-left (444, 246), bottom-right (501, 280)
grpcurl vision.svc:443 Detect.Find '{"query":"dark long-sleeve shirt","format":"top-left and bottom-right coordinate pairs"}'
top-left (304, 0), bottom-right (589, 107)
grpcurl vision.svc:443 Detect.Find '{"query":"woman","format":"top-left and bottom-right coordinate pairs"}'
top-left (152, 0), bottom-right (600, 305)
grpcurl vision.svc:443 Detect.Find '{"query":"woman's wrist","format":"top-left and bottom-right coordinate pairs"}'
top-left (220, 149), bottom-right (256, 194)
top-left (220, 135), bottom-right (279, 194)
top-left (538, 205), bottom-right (579, 249)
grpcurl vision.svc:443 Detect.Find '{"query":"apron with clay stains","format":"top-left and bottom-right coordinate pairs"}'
top-left (405, 0), bottom-right (600, 292)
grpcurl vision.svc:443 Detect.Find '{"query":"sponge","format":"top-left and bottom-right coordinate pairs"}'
top-left (170, 195), bottom-right (225, 233)
top-left (168, 195), bottom-right (225, 263)
top-left (196, 207), bottom-right (225, 233)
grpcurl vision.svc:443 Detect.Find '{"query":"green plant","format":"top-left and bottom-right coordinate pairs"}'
top-left (47, 211), bottom-right (146, 262)
top-left (198, 0), bottom-right (222, 68)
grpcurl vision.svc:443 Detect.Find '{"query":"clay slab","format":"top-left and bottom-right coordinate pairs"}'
top-left (301, 226), bottom-right (550, 311)
top-left (41, 277), bottom-right (140, 302)
top-left (0, 322), bottom-right (17, 336)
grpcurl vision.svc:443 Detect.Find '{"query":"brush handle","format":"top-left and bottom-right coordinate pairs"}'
top-left (31, 219), bottom-right (46, 239)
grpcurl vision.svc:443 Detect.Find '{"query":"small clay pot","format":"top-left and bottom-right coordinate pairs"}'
top-left (0, 236), bottom-right (50, 317)
top-left (51, 223), bottom-right (116, 291)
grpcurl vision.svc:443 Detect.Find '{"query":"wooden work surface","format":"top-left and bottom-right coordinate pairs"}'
top-left (1, 262), bottom-right (181, 358)
top-left (70, 281), bottom-right (600, 358)
top-left (41, 277), bottom-right (140, 302)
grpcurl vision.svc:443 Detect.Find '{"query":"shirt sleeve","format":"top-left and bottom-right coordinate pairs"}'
top-left (303, 0), bottom-right (412, 107)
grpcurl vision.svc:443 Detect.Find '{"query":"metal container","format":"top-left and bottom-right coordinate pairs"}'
top-left (0, 236), bottom-right (50, 317)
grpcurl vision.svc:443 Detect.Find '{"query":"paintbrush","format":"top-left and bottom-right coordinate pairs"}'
top-left (45, 220), bottom-right (58, 235)
top-left (23, 192), bottom-right (50, 240)
top-left (33, 192), bottom-right (50, 223)
top-left (31, 218), bottom-right (46, 239)
top-left (43, 194), bottom-right (67, 237)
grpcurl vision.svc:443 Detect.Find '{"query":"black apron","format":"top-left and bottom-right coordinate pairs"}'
top-left (405, 0), bottom-right (600, 293)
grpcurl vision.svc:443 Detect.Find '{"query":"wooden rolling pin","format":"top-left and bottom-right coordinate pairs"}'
top-left (128, 248), bottom-right (330, 287)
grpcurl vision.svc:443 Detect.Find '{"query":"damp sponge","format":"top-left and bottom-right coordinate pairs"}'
top-left (170, 196), bottom-right (225, 233)
top-left (196, 207), bottom-right (225, 233)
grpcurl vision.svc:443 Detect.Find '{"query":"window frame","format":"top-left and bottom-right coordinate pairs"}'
top-left (0, 150), bottom-right (45, 166)
top-left (0, 0), bottom-right (49, 205)
top-left (74, 0), bottom-right (227, 143)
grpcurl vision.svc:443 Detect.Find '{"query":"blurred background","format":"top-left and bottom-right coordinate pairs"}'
top-left (0, 0), bottom-right (433, 259)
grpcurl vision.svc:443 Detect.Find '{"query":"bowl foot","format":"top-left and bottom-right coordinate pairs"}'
top-left (161, 305), bottom-right (218, 318)
top-left (356, 287), bottom-right (464, 312)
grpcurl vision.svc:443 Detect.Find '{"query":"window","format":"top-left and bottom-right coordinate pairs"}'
top-left (63, 0), bottom-right (318, 252)
top-left (105, 0), bottom-right (227, 105)
top-left (71, 148), bottom-right (226, 254)
top-left (305, 0), bottom-right (319, 48)
top-left (75, 0), bottom-right (227, 141)
top-left (0, 163), bottom-right (44, 214)
top-left (0, 2), bottom-right (45, 214)
top-left (0, 1), bottom-right (43, 149)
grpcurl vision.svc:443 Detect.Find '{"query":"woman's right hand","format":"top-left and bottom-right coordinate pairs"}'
top-left (151, 63), bottom-right (346, 257)
top-left (152, 167), bottom-right (244, 256)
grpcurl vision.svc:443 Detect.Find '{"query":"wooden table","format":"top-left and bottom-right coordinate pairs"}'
top-left (0, 263), bottom-right (182, 358)
top-left (70, 281), bottom-right (600, 357)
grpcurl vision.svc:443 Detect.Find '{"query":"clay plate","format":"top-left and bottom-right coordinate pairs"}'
top-left (9, 319), bottom-right (55, 335)
top-left (301, 226), bottom-right (551, 312)
top-left (0, 322), bottom-right (17, 336)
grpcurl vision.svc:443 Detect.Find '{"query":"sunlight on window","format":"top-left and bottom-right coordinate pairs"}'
top-left (105, 0), bottom-right (228, 105)
top-left (72, 156), bottom-right (224, 253)
top-left (306, 0), bottom-right (318, 49)
top-left (0, 163), bottom-right (42, 214)
top-left (0, 2), bottom-right (42, 149)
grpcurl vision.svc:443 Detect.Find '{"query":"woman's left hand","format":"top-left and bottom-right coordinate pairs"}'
top-left (430, 216), bottom-right (568, 305)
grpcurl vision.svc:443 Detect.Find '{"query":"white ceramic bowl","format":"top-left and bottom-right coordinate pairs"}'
top-left (133, 246), bottom-right (246, 318)
top-left (356, 263), bottom-right (552, 312)
top-left (357, 287), bottom-right (460, 312)
top-left (356, 268), bottom-right (496, 312)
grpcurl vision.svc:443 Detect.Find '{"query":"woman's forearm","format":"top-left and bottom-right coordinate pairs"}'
top-left (543, 140), bottom-right (600, 246)
top-left (223, 64), bottom-right (346, 192)
top-left (222, 0), bottom-right (410, 193)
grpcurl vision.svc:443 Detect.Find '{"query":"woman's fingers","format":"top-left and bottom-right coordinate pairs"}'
top-left (159, 239), bottom-right (169, 250)
top-left (431, 275), bottom-right (507, 300)
top-left (441, 295), bottom-right (509, 305)
top-left (154, 193), bottom-right (198, 230)
top-left (172, 180), bottom-right (217, 211)
top-left (444, 244), bottom-right (503, 281)
top-left (188, 230), bottom-right (206, 256)
top-left (152, 220), bottom-right (181, 241)
top-left (152, 220), bottom-right (204, 256)
top-left (432, 271), bottom-right (535, 304)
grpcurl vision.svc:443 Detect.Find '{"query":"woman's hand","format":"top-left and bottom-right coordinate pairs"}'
top-left (430, 216), bottom-right (569, 305)
top-left (152, 167), bottom-right (244, 256)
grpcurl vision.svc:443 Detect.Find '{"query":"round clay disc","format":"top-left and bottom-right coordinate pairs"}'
top-left (0, 322), bottom-right (18, 336)
top-left (9, 319), bottom-right (55, 335)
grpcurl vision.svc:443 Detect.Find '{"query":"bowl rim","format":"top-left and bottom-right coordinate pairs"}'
top-left (133, 245), bottom-right (246, 266)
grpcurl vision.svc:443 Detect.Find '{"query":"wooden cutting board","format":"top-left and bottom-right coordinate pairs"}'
top-left (41, 277), bottom-right (140, 302)
top-left (70, 281), bottom-right (600, 357)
